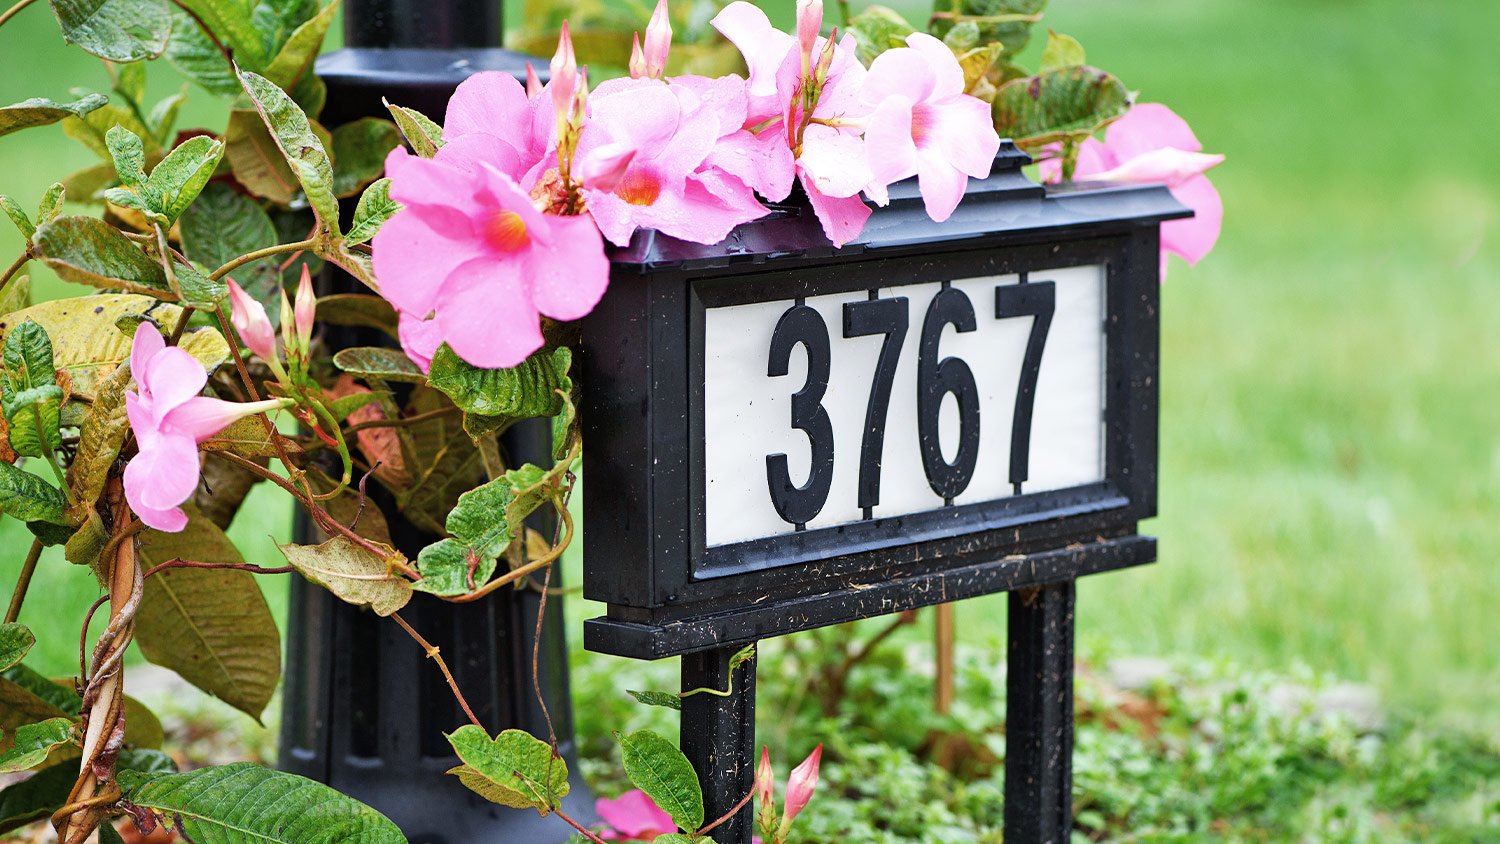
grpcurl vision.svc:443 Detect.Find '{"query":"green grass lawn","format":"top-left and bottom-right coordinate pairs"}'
top-left (2, 0), bottom-right (1499, 739)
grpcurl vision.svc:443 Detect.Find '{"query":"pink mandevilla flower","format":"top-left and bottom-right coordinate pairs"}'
top-left (1040, 103), bottom-right (1224, 278)
top-left (862, 33), bottom-right (1001, 222)
top-left (373, 145), bottom-right (609, 370)
top-left (123, 323), bottom-right (287, 532)
top-left (595, 790), bottom-right (675, 841)
top-left (712, 2), bottom-right (875, 246)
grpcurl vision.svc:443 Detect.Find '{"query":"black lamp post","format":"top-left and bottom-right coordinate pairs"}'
top-left (277, 4), bottom-right (595, 842)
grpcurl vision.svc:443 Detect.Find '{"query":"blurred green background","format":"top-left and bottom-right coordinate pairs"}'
top-left (1, 0), bottom-right (1497, 739)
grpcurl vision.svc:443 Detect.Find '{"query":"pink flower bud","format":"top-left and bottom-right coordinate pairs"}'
top-left (550, 22), bottom-right (578, 121)
top-left (777, 744), bottom-right (821, 834)
top-left (813, 27), bottom-right (837, 82)
top-left (227, 278), bottom-right (276, 362)
top-left (629, 33), bottom-right (648, 79)
top-left (756, 746), bottom-right (775, 811)
top-left (796, 0), bottom-right (822, 62)
top-left (643, 0), bottom-right (673, 78)
top-left (293, 265), bottom-right (316, 352)
top-left (525, 62), bottom-right (544, 99)
top-left (580, 143), bottom-right (636, 192)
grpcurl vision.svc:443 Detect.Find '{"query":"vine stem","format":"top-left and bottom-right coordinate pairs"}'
top-left (553, 808), bottom-right (609, 844)
top-left (4, 538), bottom-right (43, 624)
top-left (697, 787), bottom-right (756, 838)
top-left (142, 558), bottom-right (294, 579)
top-left (341, 404), bottom-right (460, 435)
top-left (0, 0), bottom-right (36, 30)
top-left (0, 252), bottom-right (28, 292)
top-left (210, 239), bottom-right (317, 282)
top-left (389, 612), bottom-right (485, 731)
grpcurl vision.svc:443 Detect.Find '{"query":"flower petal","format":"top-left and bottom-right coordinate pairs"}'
top-left (130, 322), bottom-right (165, 393)
top-left (595, 790), bottom-right (674, 838)
top-left (863, 95), bottom-right (918, 191)
top-left (711, 2), bottom-right (796, 98)
top-left (1093, 147), bottom-right (1224, 189)
top-left (126, 433), bottom-right (200, 511)
top-left (371, 206), bottom-right (487, 316)
top-left (397, 310), bottom-right (443, 373)
top-left (139, 346), bottom-right (209, 415)
top-left (524, 214), bottom-right (611, 321)
top-left (434, 131), bottom-right (526, 183)
top-left (904, 33), bottom-right (965, 99)
top-left (916, 149), bottom-right (969, 222)
top-left (798, 124), bottom-right (873, 199)
top-left (863, 48), bottom-right (937, 107)
top-left (802, 172), bottom-right (871, 246)
top-left (165, 396), bottom-right (287, 443)
top-left (434, 259), bottom-right (544, 369)
top-left (703, 127), bottom-right (796, 202)
top-left (922, 94), bottom-right (1000, 179)
top-left (444, 71), bottom-right (532, 142)
top-left (1161, 173), bottom-right (1222, 267)
top-left (1104, 102), bottom-right (1202, 160)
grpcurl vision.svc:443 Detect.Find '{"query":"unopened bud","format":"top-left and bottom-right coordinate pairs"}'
top-left (629, 33), bottom-right (648, 79)
top-left (550, 23), bottom-right (578, 122)
top-left (796, 0), bottom-right (822, 65)
top-left (293, 264), bottom-right (315, 352)
top-left (643, 0), bottom-right (673, 78)
top-left (526, 62), bottom-right (544, 98)
top-left (778, 744), bottom-right (822, 835)
top-left (227, 278), bottom-right (276, 363)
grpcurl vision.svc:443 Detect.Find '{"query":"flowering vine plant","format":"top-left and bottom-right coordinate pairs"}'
top-left (0, 0), bottom-right (1220, 841)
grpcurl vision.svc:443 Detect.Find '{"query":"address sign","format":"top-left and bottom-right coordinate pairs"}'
top-left (581, 147), bottom-right (1187, 659)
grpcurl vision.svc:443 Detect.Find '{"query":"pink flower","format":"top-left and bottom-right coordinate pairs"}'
top-left (124, 323), bottom-right (287, 532)
top-left (227, 278), bottom-right (275, 363)
top-left (756, 746), bottom-right (775, 812)
top-left (1040, 103), bottom-right (1224, 277)
top-left (712, 1), bottom-right (875, 246)
top-left (862, 33), bottom-right (1000, 222)
top-left (596, 790), bottom-right (675, 841)
top-left (578, 76), bottom-right (769, 247)
top-left (778, 744), bottom-right (822, 834)
top-left (373, 145), bottom-right (609, 370)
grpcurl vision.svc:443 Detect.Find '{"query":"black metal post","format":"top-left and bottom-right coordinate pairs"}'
top-left (1004, 581), bottom-right (1076, 843)
top-left (279, 3), bottom-right (595, 842)
top-left (681, 645), bottom-right (758, 844)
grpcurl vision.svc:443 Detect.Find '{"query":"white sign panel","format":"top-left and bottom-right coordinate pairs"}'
top-left (703, 264), bottom-right (1106, 548)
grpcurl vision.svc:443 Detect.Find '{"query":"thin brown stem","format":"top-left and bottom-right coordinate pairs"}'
top-left (0, 0), bottom-right (37, 30)
top-left (210, 239), bottom-right (317, 282)
top-left (390, 612), bottom-right (485, 731)
top-left (0, 251), bottom-right (28, 292)
top-left (142, 558), bottom-right (294, 580)
top-left (696, 787), bottom-right (756, 837)
top-left (553, 808), bottom-right (609, 844)
top-left (5, 538), bottom-right (43, 624)
top-left (78, 595), bottom-right (109, 678)
top-left (341, 405), bottom-right (461, 435)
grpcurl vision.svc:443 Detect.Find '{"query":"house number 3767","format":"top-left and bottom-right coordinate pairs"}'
top-left (765, 281), bottom-right (1057, 527)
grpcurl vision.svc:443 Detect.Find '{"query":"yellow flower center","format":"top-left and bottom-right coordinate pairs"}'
top-left (615, 170), bottom-right (662, 206)
top-left (483, 210), bottom-right (530, 252)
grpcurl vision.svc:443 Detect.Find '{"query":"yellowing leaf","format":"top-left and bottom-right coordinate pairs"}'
top-left (277, 535), bottom-right (412, 617)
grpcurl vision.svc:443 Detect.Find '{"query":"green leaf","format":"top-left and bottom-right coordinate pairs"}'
top-left (65, 363), bottom-right (132, 523)
top-left (0, 625), bottom-right (34, 672)
top-left (277, 535), bottom-right (412, 616)
top-left (147, 135), bottom-right (226, 223)
top-left (620, 729), bottom-right (703, 832)
top-left (99, 821), bottom-right (126, 844)
top-left (237, 69), bottom-right (340, 233)
top-left (0, 666), bottom-right (73, 735)
top-left (1, 320), bottom-right (63, 458)
top-left (172, 258), bottom-right (229, 309)
top-left (315, 292), bottom-right (397, 337)
top-left (0, 758), bottom-right (72, 833)
top-left (27, 520), bottom-right (74, 546)
top-left (551, 360), bottom-right (577, 462)
top-left (30, 216), bottom-right (170, 296)
top-left (64, 509), bottom-right (108, 568)
top-left (626, 689), bottom-right (683, 711)
top-left (225, 108), bottom-right (299, 206)
top-left (428, 345), bottom-right (570, 422)
top-left (0, 717), bottom-right (74, 773)
top-left (136, 512), bottom-right (282, 720)
top-left (928, 0), bottom-right (1047, 55)
top-left (333, 346), bottom-right (426, 383)
top-left (0, 197), bottom-right (33, 240)
top-left (35, 183), bottom-right (65, 226)
top-left (180, 182), bottom-right (280, 298)
top-left (412, 538), bottom-right (496, 597)
top-left (992, 64), bottom-right (1131, 150)
top-left (846, 5), bottom-right (916, 64)
top-left (396, 387), bottom-right (484, 534)
top-left (1038, 29), bottom-right (1085, 72)
top-left (653, 835), bottom-right (708, 844)
top-left (0, 275), bottom-right (31, 318)
top-left (105, 125), bottom-right (149, 190)
top-left (345, 177), bottom-right (399, 244)
top-left (49, 0), bottom-right (173, 62)
top-left (330, 117), bottom-right (400, 198)
top-left (0, 462), bottom-right (68, 525)
top-left (446, 726), bottom-right (570, 814)
top-left (264, 0), bottom-right (339, 114)
top-left (0, 94), bottom-right (108, 139)
top-left (111, 59), bottom-right (148, 104)
top-left (147, 88), bottom-right (187, 145)
top-left (386, 102), bottom-right (444, 157)
top-left (163, 4), bottom-right (241, 97)
top-left (0, 295), bottom-right (225, 401)
top-left (118, 762), bottom-right (405, 844)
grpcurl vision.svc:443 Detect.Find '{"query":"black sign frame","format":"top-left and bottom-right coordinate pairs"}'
top-left (582, 149), bottom-right (1185, 660)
